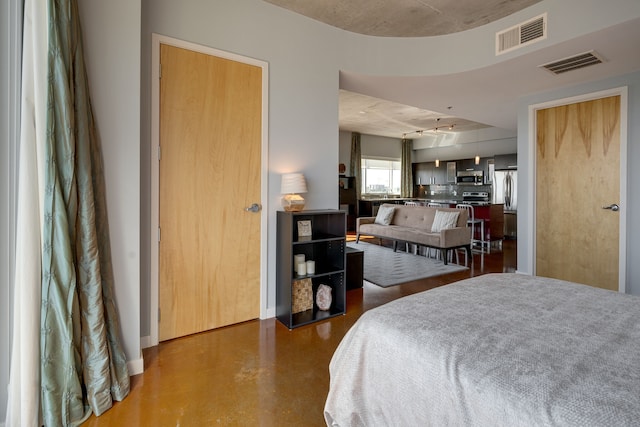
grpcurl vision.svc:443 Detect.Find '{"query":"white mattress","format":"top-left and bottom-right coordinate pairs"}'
top-left (324, 273), bottom-right (640, 426)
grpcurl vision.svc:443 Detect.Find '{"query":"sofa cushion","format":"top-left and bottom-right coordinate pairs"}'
top-left (374, 205), bottom-right (396, 225)
top-left (431, 210), bottom-right (460, 232)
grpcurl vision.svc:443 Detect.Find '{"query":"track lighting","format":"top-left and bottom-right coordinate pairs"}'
top-left (400, 118), bottom-right (456, 138)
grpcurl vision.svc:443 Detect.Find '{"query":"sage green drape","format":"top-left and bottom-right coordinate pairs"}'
top-left (40, 0), bottom-right (129, 424)
top-left (401, 138), bottom-right (413, 197)
top-left (350, 132), bottom-right (362, 199)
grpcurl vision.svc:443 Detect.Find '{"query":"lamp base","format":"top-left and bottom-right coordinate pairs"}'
top-left (282, 194), bottom-right (305, 212)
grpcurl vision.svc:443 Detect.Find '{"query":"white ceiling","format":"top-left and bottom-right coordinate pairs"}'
top-left (264, 1), bottom-right (640, 140)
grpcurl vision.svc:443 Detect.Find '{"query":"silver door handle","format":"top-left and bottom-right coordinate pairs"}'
top-left (244, 203), bottom-right (262, 213)
top-left (602, 204), bottom-right (619, 212)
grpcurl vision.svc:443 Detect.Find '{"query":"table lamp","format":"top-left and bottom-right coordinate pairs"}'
top-left (281, 173), bottom-right (307, 212)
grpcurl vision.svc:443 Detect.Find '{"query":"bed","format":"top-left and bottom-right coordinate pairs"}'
top-left (324, 273), bottom-right (640, 426)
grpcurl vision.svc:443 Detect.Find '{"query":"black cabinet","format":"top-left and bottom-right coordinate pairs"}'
top-left (339, 176), bottom-right (357, 231)
top-left (276, 210), bottom-right (346, 329)
top-left (413, 161), bottom-right (447, 185)
top-left (494, 153), bottom-right (517, 170)
top-left (457, 157), bottom-right (488, 172)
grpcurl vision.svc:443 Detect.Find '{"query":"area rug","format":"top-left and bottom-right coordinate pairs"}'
top-left (347, 241), bottom-right (468, 288)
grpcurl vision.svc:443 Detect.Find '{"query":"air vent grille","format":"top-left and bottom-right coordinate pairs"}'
top-left (496, 13), bottom-right (547, 55)
top-left (540, 51), bottom-right (604, 75)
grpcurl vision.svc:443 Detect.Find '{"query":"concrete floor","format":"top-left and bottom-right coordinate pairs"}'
top-left (83, 239), bottom-right (515, 426)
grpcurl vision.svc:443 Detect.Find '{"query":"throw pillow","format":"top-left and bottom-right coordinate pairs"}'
top-left (431, 210), bottom-right (460, 232)
top-left (374, 205), bottom-right (396, 225)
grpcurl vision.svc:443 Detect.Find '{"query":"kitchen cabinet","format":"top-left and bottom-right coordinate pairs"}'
top-left (276, 210), bottom-right (346, 329)
top-left (359, 199), bottom-right (408, 217)
top-left (414, 162), bottom-right (432, 185)
top-left (494, 153), bottom-right (517, 170)
top-left (457, 157), bottom-right (489, 173)
top-left (457, 158), bottom-right (477, 172)
top-left (413, 161), bottom-right (446, 185)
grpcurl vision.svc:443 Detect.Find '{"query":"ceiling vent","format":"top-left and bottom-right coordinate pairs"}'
top-left (496, 13), bottom-right (547, 55)
top-left (539, 50), bottom-right (604, 75)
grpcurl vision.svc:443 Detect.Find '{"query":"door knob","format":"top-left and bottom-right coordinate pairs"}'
top-left (244, 203), bottom-right (262, 213)
top-left (602, 204), bottom-right (619, 212)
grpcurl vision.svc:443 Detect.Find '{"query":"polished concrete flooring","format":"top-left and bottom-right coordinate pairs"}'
top-left (83, 238), bottom-right (516, 426)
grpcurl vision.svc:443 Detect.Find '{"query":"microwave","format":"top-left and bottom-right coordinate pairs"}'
top-left (456, 170), bottom-right (483, 185)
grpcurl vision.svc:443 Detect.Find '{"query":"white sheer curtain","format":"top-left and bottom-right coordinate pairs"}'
top-left (6, 0), bottom-right (47, 424)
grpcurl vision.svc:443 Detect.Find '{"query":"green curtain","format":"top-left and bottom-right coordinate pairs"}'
top-left (401, 138), bottom-right (413, 197)
top-left (40, 0), bottom-right (130, 424)
top-left (350, 132), bottom-right (362, 199)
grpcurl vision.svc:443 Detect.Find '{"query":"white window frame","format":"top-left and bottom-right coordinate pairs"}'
top-left (360, 156), bottom-right (402, 197)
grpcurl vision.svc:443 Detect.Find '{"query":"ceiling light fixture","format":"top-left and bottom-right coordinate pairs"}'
top-left (400, 117), bottom-right (456, 138)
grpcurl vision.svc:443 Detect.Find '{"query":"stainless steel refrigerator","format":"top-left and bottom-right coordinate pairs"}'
top-left (492, 170), bottom-right (517, 239)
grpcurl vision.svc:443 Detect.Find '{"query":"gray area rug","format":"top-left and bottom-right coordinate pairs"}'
top-left (347, 241), bottom-right (468, 288)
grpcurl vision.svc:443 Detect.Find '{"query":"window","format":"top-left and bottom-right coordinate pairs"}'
top-left (361, 158), bottom-right (401, 196)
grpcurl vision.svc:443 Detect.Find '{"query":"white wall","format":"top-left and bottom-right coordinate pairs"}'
top-left (139, 0), bottom-right (640, 336)
top-left (340, 129), bottom-right (518, 167)
top-left (517, 70), bottom-right (640, 295)
top-left (78, 0), bottom-right (143, 368)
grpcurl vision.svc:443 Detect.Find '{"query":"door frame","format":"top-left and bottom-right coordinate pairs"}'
top-left (527, 87), bottom-right (628, 292)
top-left (149, 34), bottom-right (269, 346)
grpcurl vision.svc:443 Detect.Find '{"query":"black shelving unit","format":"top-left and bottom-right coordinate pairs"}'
top-left (276, 210), bottom-right (346, 329)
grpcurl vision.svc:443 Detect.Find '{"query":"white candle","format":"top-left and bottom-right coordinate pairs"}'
top-left (306, 260), bottom-right (315, 275)
top-left (296, 262), bottom-right (307, 276)
top-left (293, 254), bottom-right (305, 273)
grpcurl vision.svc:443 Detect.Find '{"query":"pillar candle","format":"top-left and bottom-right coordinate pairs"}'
top-left (293, 254), bottom-right (305, 273)
top-left (306, 260), bottom-right (315, 275)
top-left (296, 262), bottom-right (307, 276)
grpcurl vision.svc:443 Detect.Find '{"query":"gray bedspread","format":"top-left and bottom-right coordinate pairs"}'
top-left (324, 273), bottom-right (640, 426)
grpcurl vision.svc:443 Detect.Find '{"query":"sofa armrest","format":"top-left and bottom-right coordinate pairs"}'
top-left (356, 217), bottom-right (375, 232)
top-left (440, 226), bottom-right (472, 248)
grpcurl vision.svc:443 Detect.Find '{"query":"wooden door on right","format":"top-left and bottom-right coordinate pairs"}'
top-left (536, 95), bottom-right (620, 291)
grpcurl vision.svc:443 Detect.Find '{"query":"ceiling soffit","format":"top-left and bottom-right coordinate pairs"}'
top-left (262, 0), bottom-right (543, 37)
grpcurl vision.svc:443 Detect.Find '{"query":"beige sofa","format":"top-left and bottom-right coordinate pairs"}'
top-left (356, 204), bottom-right (471, 265)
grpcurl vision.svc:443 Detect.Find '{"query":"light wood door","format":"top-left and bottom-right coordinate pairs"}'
top-left (536, 96), bottom-right (620, 290)
top-left (159, 44), bottom-right (262, 341)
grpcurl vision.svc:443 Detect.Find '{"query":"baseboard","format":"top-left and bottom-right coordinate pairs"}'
top-left (140, 335), bottom-right (153, 349)
top-left (127, 356), bottom-right (144, 376)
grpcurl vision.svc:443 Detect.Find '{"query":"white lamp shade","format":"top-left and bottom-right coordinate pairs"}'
top-left (281, 173), bottom-right (308, 194)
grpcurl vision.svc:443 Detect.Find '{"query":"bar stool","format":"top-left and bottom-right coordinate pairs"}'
top-left (455, 204), bottom-right (485, 254)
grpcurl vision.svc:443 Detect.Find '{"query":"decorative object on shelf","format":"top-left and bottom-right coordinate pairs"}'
top-left (292, 278), bottom-right (313, 313)
top-left (339, 177), bottom-right (349, 189)
top-left (316, 284), bottom-right (332, 311)
top-left (297, 220), bottom-right (312, 240)
top-left (281, 173), bottom-right (308, 212)
top-left (339, 163), bottom-right (346, 174)
top-left (306, 260), bottom-right (316, 275)
top-left (293, 254), bottom-right (305, 274)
